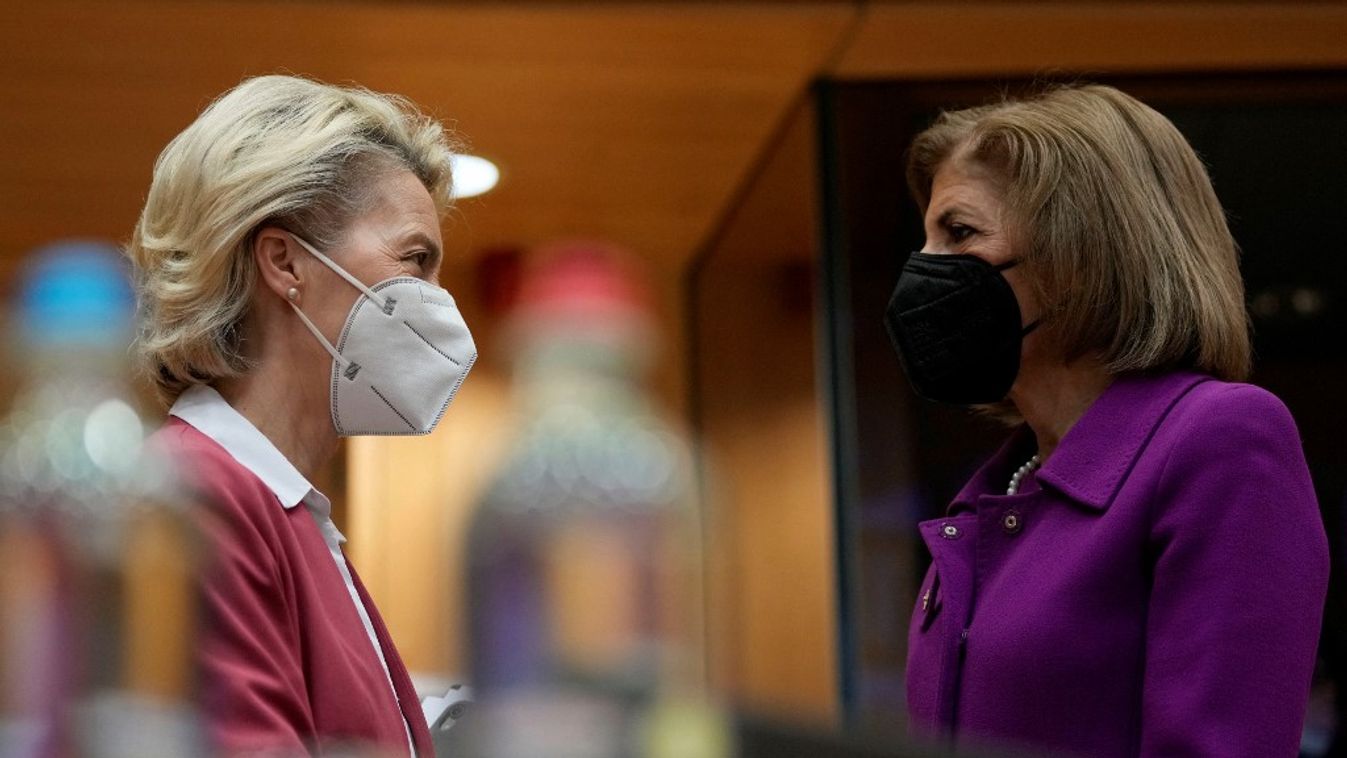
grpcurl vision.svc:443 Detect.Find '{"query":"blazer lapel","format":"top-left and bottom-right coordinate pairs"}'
top-left (346, 559), bottom-right (436, 757)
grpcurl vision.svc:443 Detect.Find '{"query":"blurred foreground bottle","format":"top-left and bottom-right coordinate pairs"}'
top-left (462, 243), bottom-right (729, 758)
top-left (0, 242), bottom-right (204, 757)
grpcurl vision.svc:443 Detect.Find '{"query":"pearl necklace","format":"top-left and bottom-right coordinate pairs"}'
top-left (1006, 454), bottom-right (1042, 496)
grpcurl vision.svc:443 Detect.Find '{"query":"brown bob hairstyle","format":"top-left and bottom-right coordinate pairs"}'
top-left (906, 84), bottom-right (1251, 382)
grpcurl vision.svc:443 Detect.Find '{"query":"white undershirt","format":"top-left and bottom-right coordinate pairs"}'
top-left (170, 385), bottom-right (416, 755)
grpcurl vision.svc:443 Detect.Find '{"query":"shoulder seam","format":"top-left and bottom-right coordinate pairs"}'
top-left (1138, 377), bottom-right (1219, 526)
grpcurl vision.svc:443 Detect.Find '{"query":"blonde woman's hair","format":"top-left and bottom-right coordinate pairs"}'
top-left (126, 74), bottom-right (458, 404)
top-left (907, 84), bottom-right (1251, 382)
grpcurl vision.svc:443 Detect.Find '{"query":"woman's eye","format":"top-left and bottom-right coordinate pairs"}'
top-left (948, 224), bottom-right (977, 243)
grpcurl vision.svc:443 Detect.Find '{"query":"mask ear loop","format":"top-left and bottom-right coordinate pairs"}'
top-left (285, 233), bottom-right (381, 378)
top-left (289, 233), bottom-right (391, 313)
top-left (992, 259), bottom-right (1043, 335)
top-left (287, 297), bottom-right (350, 369)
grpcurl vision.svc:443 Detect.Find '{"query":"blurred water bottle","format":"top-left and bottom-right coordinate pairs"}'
top-left (0, 242), bottom-right (204, 757)
top-left (461, 242), bottom-right (728, 758)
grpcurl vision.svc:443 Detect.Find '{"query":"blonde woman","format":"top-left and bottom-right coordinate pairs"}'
top-left (128, 75), bottom-right (476, 755)
top-left (885, 85), bottom-right (1328, 756)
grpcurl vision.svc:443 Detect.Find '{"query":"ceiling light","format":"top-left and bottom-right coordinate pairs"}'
top-left (450, 154), bottom-right (500, 200)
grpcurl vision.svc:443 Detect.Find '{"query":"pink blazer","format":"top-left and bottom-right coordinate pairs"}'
top-left (156, 418), bottom-right (434, 756)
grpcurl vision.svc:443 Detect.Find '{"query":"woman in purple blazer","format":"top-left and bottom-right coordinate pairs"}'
top-left (885, 84), bottom-right (1329, 756)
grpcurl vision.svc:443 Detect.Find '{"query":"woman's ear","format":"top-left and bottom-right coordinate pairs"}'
top-left (253, 226), bottom-right (303, 302)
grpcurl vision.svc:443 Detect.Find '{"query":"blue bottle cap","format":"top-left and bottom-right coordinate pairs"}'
top-left (16, 240), bottom-right (135, 348)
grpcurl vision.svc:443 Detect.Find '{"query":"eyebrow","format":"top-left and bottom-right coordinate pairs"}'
top-left (935, 205), bottom-right (974, 227)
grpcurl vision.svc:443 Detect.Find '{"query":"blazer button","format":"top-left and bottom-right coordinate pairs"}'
top-left (940, 523), bottom-right (961, 540)
top-left (1001, 509), bottom-right (1023, 535)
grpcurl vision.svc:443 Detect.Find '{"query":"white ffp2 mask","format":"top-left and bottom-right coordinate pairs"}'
top-left (287, 234), bottom-right (476, 436)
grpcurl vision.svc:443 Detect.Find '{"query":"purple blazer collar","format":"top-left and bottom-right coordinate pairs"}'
top-left (952, 370), bottom-right (1214, 512)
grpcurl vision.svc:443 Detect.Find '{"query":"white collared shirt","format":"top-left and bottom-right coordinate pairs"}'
top-left (170, 385), bottom-right (415, 754)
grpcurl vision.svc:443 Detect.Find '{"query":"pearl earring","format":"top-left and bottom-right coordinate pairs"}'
top-left (286, 287), bottom-right (300, 302)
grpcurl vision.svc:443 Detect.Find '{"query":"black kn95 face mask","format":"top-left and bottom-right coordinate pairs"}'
top-left (883, 252), bottom-right (1038, 406)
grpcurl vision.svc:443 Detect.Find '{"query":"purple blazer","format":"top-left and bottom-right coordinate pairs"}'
top-left (906, 371), bottom-right (1329, 756)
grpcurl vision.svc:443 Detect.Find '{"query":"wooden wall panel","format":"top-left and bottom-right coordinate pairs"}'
top-left (0, 0), bottom-right (854, 275)
top-left (695, 103), bottom-right (837, 719)
top-left (834, 2), bottom-right (1347, 79)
